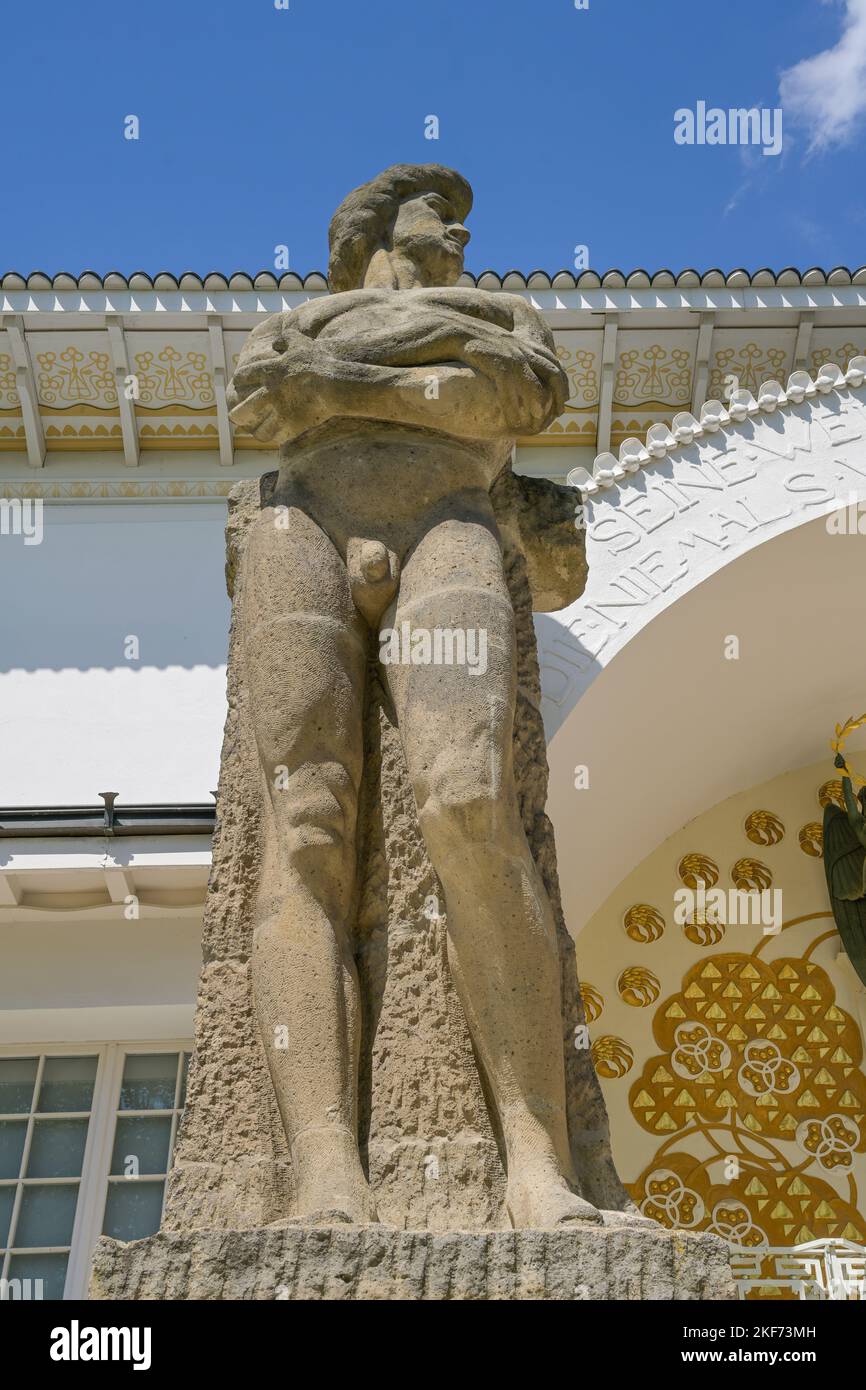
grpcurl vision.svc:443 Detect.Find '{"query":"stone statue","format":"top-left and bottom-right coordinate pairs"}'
top-left (825, 752), bottom-right (866, 988)
top-left (225, 164), bottom-right (601, 1230)
top-left (91, 165), bottom-right (736, 1298)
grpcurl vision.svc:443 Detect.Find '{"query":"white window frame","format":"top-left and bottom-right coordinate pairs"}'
top-left (0, 1039), bottom-right (192, 1300)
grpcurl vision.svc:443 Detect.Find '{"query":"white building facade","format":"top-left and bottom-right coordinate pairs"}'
top-left (3, 263), bottom-right (866, 1295)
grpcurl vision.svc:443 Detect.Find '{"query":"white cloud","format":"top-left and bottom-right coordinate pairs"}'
top-left (780, 0), bottom-right (866, 151)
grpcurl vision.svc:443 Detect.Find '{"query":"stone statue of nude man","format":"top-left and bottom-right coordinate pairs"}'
top-left (226, 164), bottom-right (600, 1230)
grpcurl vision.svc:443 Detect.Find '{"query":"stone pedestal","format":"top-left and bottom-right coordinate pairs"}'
top-left (90, 1222), bottom-right (735, 1302)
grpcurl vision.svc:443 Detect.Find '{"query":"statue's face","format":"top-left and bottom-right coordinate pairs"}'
top-left (386, 190), bottom-right (470, 286)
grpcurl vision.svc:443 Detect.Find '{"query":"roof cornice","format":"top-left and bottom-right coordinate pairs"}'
top-left (3, 266), bottom-right (866, 292)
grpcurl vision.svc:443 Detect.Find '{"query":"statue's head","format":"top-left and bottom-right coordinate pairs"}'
top-left (328, 163), bottom-right (472, 292)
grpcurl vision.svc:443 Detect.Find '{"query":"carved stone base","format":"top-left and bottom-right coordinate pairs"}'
top-left (90, 1223), bottom-right (735, 1301)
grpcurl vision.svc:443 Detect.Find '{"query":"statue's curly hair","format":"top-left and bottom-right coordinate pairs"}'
top-left (327, 163), bottom-right (473, 293)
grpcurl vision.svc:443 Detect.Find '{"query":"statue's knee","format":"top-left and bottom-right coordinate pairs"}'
top-left (271, 760), bottom-right (357, 861)
top-left (419, 785), bottom-right (502, 854)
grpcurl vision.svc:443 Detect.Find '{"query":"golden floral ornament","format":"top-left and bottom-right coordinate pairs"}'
top-left (639, 1168), bottom-right (705, 1228)
top-left (555, 344), bottom-right (599, 408)
top-left (132, 347), bottom-right (215, 407)
top-left (614, 343), bottom-right (692, 407)
top-left (579, 981), bottom-right (604, 1023)
top-left (671, 1021), bottom-right (731, 1079)
top-left (737, 1040), bottom-right (800, 1098)
top-left (623, 903), bottom-right (665, 943)
top-left (744, 810), bottom-right (785, 847)
top-left (617, 966), bottom-right (661, 1008)
top-left (0, 353), bottom-right (19, 409)
top-left (798, 823), bottom-right (824, 857)
top-left (710, 342), bottom-right (788, 398)
top-left (36, 347), bottom-right (116, 407)
top-left (591, 1035), bottom-right (634, 1079)
top-left (731, 858), bottom-right (773, 891)
top-left (796, 1115), bottom-right (861, 1171)
top-left (677, 853), bottom-right (719, 889)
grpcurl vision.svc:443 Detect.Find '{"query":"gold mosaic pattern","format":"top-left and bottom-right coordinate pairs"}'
top-left (584, 777), bottom-right (866, 1258)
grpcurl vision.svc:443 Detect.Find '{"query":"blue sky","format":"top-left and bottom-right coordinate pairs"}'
top-left (2, 0), bottom-right (865, 277)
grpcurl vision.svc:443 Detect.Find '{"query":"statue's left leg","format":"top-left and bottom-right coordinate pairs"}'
top-left (382, 502), bottom-right (601, 1230)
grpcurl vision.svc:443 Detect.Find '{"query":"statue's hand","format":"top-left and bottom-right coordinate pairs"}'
top-left (459, 334), bottom-right (567, 435)
top-left (836, 753), bottom-right (848, 770)
top-left (227, 329), bottom-right (340, 443)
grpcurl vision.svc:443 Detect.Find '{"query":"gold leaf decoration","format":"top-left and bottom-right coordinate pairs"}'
top-left (677, 854), bottom-right (719, 889)
top-left (683, 914), bottom-right (726, 947)
top-left (799, 823), bottom-right (824, 857)
top-left (731, 858), bottom-right (773, 891)
top-left (818, 780), bottom-right (845, 809)
top-left (579, 982), bottom-right (604, 1023)
top-left (618, 966), bottom-right (661, 1008)
top-left (744, 809), bottom-right (785, 846)
top-left (623, 903), bottom-right (665, 943)
top-left (592, 1035), bottom-right (634, 1079)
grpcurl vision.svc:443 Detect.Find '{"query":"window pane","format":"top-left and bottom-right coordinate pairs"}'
top-left (37, 1056), bottom-right (97, 1113)
top-left (119, 1054), bottom-right (179, 1111)
top-left (0, 1184), bottom-right (15, 1246)
top-left (14, 1183), bottom-right (78, 1247)
top-left (27, 1118), bottom-right (90, 1179)
top-left (179, 1053), bottom-right (191, 1107)
top-left (0, 1120), bottom-right (27, 1180)
top-left (103, 1181), bottom-right (165, 1241)
top-left (7, 1251), bottom-right (68, 1300)
top-left (0, 1058), bottom-right (38, 1114)
top-left (110, 1116), bottom-right (172, 1176)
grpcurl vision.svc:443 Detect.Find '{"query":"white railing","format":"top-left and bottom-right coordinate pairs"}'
top-left (729, 1238), bottom-right (866, 1300)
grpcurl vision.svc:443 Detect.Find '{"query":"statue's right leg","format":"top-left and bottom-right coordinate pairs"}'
top-left (241, 505), bottom-right (374, 1224)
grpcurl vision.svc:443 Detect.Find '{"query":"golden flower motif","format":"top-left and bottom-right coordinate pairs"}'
top-left (592, 1035), bottom-right (634, 1079)
top-left (818, 779), bottom-right (845, 809)
top-left (744, 809), bottom-right (785, 846)
top-left (579, 982), bottom-right (604, 1023)
top-left (738, 1040), bottom-right (800, 1098)
top-left (707, 1201), bottom-right (767, 1247)
top-left (731, 858), bottom-right (773, 891)
top-left (796, 1115), bottom-right (861, 1170)
top-left (798, 822), bottom-right (824, 857)
top-left (640, 1168), bottom-right (705, 1229)
top-left (671, 1022), bottom-right (731, 1078)
top-left (678, 853), bottom-right (719, 889)
top-left (617, 966), bottom-right (661, 1008)
top-left (623, 903), bottom-right (665, 943)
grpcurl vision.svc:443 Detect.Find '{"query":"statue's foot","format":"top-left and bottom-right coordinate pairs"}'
top-left (506, 1165), bottom-right (603, 1230)
top-left (290, 1125), bottom-right (378, 1225)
